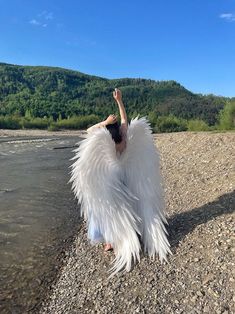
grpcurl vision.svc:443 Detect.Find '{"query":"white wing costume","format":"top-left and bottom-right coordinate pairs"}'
top-left (69, 117), bottom-right (170, 276)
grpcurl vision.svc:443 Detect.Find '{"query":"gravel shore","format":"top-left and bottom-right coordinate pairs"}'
top-left (37, 131), bottom-right (235, 314)
top-left (35, 133), bottom-right (235, 314)
top-left (1, 130), bottom-right (223, 313)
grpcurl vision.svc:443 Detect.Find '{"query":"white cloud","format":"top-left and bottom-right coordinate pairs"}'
top-left (219, 13), bottom-right (235, 22)
top-left (29, 19), bottom-right (48, 27)
top-left (29, 10), bottom-right (54, 27)
top-left (29, 19), bottom-right (40, 26)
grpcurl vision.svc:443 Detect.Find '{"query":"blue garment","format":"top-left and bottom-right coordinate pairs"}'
top-left (87, 214), bottom-right (104, 243)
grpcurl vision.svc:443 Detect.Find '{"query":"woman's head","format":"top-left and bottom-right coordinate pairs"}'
top-left (106, 122), bottom-right (122, 144)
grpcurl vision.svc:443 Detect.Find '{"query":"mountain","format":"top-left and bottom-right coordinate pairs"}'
top-left (0, 62), bottom-right (229, 125)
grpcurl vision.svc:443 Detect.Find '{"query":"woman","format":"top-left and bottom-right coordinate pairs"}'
top-left (70, 88), bottom-right (170, 276)
top-left (87, 88), bottom-right (127, 154)
top-left (87, 88), bottom-right (128, 251)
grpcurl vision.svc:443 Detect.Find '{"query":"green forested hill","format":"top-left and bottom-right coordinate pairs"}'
top-left (0, 62), bottom-right (229, 125)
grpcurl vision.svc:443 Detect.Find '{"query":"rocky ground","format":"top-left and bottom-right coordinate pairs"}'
top-left (37, 131), bottom-right (235, 314)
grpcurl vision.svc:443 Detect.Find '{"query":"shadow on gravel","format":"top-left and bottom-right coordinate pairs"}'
top-left (168, 190), bottom-right (235, 250)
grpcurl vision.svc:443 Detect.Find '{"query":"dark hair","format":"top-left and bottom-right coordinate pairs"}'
top-left (106, 122), bottom-right (122, 144)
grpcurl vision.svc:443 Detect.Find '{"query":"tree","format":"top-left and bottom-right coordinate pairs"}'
top-left (218, 101), bottom-right (235, 130)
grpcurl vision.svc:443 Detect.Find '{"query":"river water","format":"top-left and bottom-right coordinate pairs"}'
top-left (0, 136), bottom-right (82, 313)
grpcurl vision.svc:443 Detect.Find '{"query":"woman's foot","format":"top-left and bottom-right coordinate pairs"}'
top-left (104, 243), bottom-right (113, 252)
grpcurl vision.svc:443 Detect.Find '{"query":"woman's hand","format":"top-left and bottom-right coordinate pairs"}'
top-left (113, 88), bottom-right (122, 103)
top-left (112, 88), bottom-right (127, 126)
top-left (106, 114), bottom-right (117, 125)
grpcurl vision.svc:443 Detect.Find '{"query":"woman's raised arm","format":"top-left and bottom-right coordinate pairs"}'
top-left (87, 115), bottom-right (117, 133)
top-left (113, 88), bottom-right (128, 128)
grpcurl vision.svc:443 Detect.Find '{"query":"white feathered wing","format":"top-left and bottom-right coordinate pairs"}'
top-left (69, 116), bottom-right (170, 275)
top-left (69, 127), bottom-right (141, 276)
top-left (121, 117), bottom-right (171, 262)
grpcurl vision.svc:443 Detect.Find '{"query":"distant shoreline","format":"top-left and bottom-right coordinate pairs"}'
top-left (0, 128), bottom-right (234, 140)
top-left (0, 129), bottom-right (87, 138)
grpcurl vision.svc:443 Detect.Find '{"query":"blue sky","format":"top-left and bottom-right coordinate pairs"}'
top-left (0, 0), bottom-right (234, 97)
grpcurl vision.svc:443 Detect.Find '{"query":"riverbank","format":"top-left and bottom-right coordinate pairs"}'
top-left (36, 131), bottom-right (235, 314)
